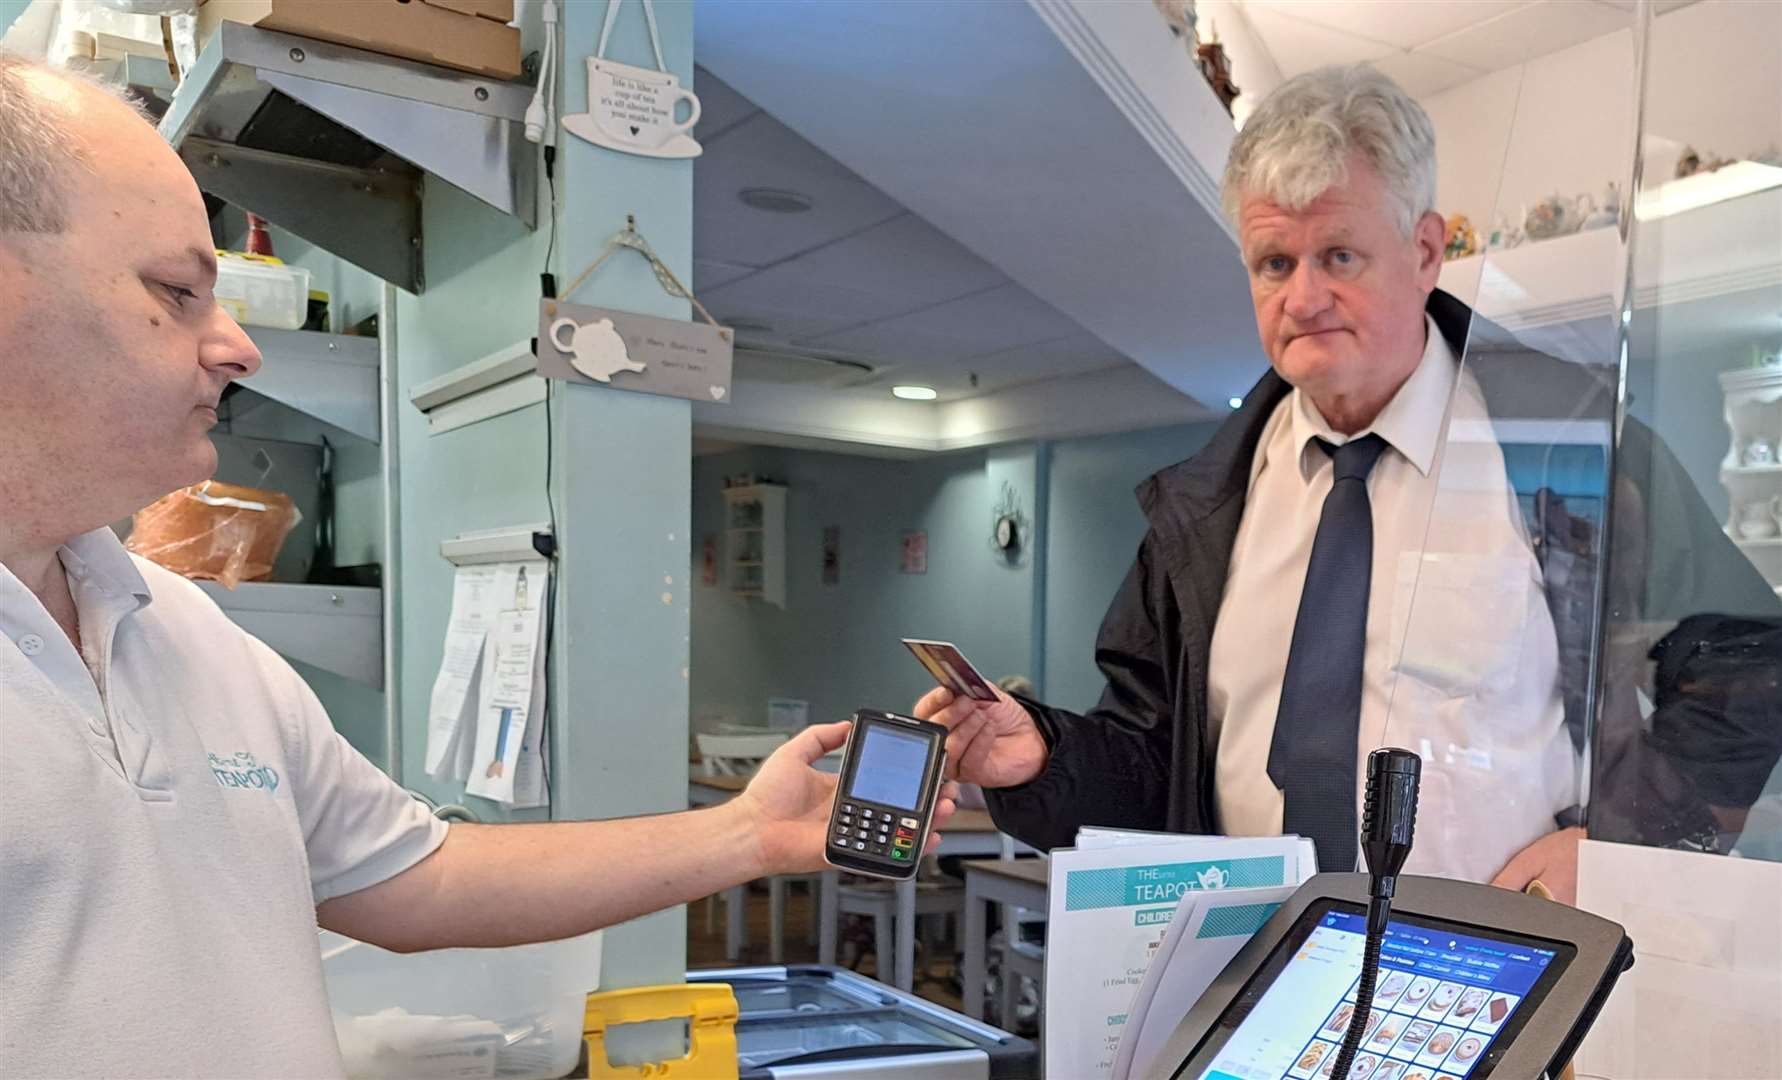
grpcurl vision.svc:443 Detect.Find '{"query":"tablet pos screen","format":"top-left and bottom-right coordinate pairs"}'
top-left (1174, 900), bottom-right (1576, 1080)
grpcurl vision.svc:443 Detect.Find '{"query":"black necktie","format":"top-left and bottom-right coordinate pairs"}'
top-left (1267, 434), bottom-right (1389, 873)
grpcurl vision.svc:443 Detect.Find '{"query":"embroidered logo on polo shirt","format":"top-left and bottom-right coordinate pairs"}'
top-left (208, 751), bottom-right (280, 794)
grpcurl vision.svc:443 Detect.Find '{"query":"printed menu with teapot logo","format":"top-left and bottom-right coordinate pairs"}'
top-left (1045, 830), bottom-right (1316, 1080)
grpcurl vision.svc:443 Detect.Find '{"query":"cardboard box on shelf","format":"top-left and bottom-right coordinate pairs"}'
top-left (196, 0), bottom-right (520, 81)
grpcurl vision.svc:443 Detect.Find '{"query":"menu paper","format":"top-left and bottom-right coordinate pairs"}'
top-left (1045, 832), bottom-right (1315, 1080)
top-left (1114, 882), bottom-right (1302, 1080)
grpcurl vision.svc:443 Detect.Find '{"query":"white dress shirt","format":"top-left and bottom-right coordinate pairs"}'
top-left (1207, 315), bottom-right (1578, 882)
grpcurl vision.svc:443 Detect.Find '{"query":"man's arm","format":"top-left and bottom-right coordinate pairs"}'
top-left (317, 722), bottom-right (957, 952)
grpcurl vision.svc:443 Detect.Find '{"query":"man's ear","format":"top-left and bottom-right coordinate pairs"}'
top-left (1412, 210), bottom-right (1445, 290)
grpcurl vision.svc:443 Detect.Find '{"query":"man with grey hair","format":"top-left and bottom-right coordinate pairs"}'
top-left (921, 63), bottom-right (1777, 899)
top-left (0, 53), bottom-right (954, 1077)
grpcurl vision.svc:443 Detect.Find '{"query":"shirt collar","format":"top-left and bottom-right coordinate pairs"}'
top-left (1289, 313), bottom-right (1456, 483)
top-left (59, 527), bottom-right (154, 609)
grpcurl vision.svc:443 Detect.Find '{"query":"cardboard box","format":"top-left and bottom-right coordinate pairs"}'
top-left (197, 0), bottom-right (520, 81)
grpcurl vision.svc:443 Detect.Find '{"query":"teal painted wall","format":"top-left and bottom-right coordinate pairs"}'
top-left (393, 175), bottom-right (556, 819)
top-left (690, 445), bottom-right (1035, 733)
top-left (385, 0), bottom-right (697, 1038)
top-left (689, 422), bottom-right (1221, 739)
top-left (1043, 420), bottom-right (1222, 712)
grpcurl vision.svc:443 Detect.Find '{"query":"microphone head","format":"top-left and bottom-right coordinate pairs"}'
top-left (1362, 748), bottom-right (1421, 881)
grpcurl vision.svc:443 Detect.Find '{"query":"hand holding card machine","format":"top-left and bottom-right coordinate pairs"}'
top-left (826, 710), bottom-right (948, 880)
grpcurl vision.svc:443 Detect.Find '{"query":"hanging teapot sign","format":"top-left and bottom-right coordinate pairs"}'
top-left (534, 217), bottom-right (732, 404)
top-left (561, 0), bottom-right (702, 159)
top-left (537, 300), bottom-right (731, 402)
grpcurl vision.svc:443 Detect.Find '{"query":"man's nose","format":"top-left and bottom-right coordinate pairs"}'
top-left (201, 305), bottom-right (263, 381)
top-left (1282, 262), bottom-right (1333, 322)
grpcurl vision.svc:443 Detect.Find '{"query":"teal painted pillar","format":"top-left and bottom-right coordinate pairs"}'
top-left (390, 0), bottom-right (696, 1058)
top-left (551, 0), bottom-right (695, 1040)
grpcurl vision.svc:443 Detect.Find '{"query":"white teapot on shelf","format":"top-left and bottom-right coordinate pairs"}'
top-left (1526, 193), bottom-right (1588, 240)
top-left (1582, 183), bottom-right (1619, 230)
top-left (1736, 500), bottom-right (1779, 540)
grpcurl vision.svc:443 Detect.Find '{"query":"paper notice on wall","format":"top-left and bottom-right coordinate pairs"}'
top-left (1044, 832), bottom-right (1314, 1080)
top-left (425, 565), bottom-right (503, 780)
top-left (507, 638), bottom-right (550, 809)
top-left (466, 561), bottom-right (549, 805)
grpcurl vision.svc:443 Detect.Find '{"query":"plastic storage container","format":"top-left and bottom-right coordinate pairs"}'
top-left (214, 252), bottom-right (310, 330)
top-left (691, 965), bottom-right (1038, 1078)
top-left (319, 929), bottom-right (602, 1080)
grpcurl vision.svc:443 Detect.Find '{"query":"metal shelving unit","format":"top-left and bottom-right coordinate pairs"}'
top-left (125, 22), bottom-right (537, 293)
top-left (197, 581), bottom-right (383, 688)
top-left (237, 326), bottom-right (381, 443)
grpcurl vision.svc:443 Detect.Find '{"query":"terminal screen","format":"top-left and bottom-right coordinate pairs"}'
top-left (1185, 904), bottom-right (1573, 1080)
top-left (846, 725), bottom-right (932, 811)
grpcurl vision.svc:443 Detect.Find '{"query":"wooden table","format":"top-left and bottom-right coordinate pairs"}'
top-left (818, 809), bottom-right (1032, 992)
top-left (960, 857), bottom-right (1049, 1022)
top-left (687, 773), bottom-right (748, 805)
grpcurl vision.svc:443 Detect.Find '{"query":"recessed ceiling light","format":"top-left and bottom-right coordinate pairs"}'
top-left (738, 188), bottom-right (814, 214)
top-left (1228, 396), bottom-right (1244, 409)
top-left (892, 385), bottom-right (938, 401)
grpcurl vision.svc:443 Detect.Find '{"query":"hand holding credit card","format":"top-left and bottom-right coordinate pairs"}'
top-left (902, 639), bottom-right (1000, 702)
top-left (907, 638), bottom-right (1052, 789)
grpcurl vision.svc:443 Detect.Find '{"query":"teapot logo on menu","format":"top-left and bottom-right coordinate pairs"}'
top-left (1197, 864), bottom-right (1230, 890)
top-left (208, 750), bottom-right (280, 794)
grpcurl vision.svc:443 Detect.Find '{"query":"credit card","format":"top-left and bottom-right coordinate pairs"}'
top-left (902, 639), bottom-right (1000, 702)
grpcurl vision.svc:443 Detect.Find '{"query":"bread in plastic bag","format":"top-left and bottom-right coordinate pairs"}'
top-left (127, 479), bottom-right (302, 589)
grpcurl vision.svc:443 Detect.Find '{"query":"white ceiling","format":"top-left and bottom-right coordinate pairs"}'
top-left (692, 68), bottom-right (1129, 403)
top-left (1236, 0), bottom-right (1696, 97)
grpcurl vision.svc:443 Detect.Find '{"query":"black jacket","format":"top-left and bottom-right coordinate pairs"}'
top-left (987, 289), bottom-right (1781, 853)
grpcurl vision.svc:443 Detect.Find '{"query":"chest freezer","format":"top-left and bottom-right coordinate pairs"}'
top-left (687, 964), bottom-right (1036, 1079)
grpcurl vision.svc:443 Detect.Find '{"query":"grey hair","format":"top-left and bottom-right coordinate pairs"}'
top-left (0, 51), bottom-right (143, 234)
top-left (1221, 64), bottom-right (1437, 238)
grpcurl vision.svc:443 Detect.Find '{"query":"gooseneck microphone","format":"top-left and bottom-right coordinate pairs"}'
top-left (1329, 748), bottom-right (1422, 1080)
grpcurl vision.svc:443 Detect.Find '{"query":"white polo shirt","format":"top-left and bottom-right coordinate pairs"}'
top-left (1, 527), bottom-right (448, 1078)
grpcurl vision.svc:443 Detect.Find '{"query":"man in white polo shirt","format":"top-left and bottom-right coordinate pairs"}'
top-left (0, 56), bottom-right (949, 1077)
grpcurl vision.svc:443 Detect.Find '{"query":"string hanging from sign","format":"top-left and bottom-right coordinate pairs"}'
top-left (559, 215), bottom-right (721, 330)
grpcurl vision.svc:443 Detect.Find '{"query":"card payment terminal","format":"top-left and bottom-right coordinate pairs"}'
top-left (1152, 873), bottom-right (1634, 1080)
top-left (824, 709), bottom-right (948, 880)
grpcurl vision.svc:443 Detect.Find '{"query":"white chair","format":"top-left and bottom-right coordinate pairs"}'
top-left (696, 732), bottom-right (789, 776)
top-left (695, 731), bottom-right (790, 960)
top-left (991, 921), bottom-right (1046, 1033)
top-left (831, 870), bottom-right (965, 991)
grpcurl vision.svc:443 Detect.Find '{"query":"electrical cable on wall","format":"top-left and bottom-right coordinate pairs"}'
top-left (527, 0), bottom-right (562, 802)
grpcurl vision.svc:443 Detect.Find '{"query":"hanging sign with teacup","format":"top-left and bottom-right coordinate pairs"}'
top-left (536, 299), bottom-right (732, 403)
top-left (560, 0), bottom-right (702, 160)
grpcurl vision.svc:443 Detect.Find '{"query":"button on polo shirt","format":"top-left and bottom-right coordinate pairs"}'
top-left (2, 527), bottom-right (448, 1078)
